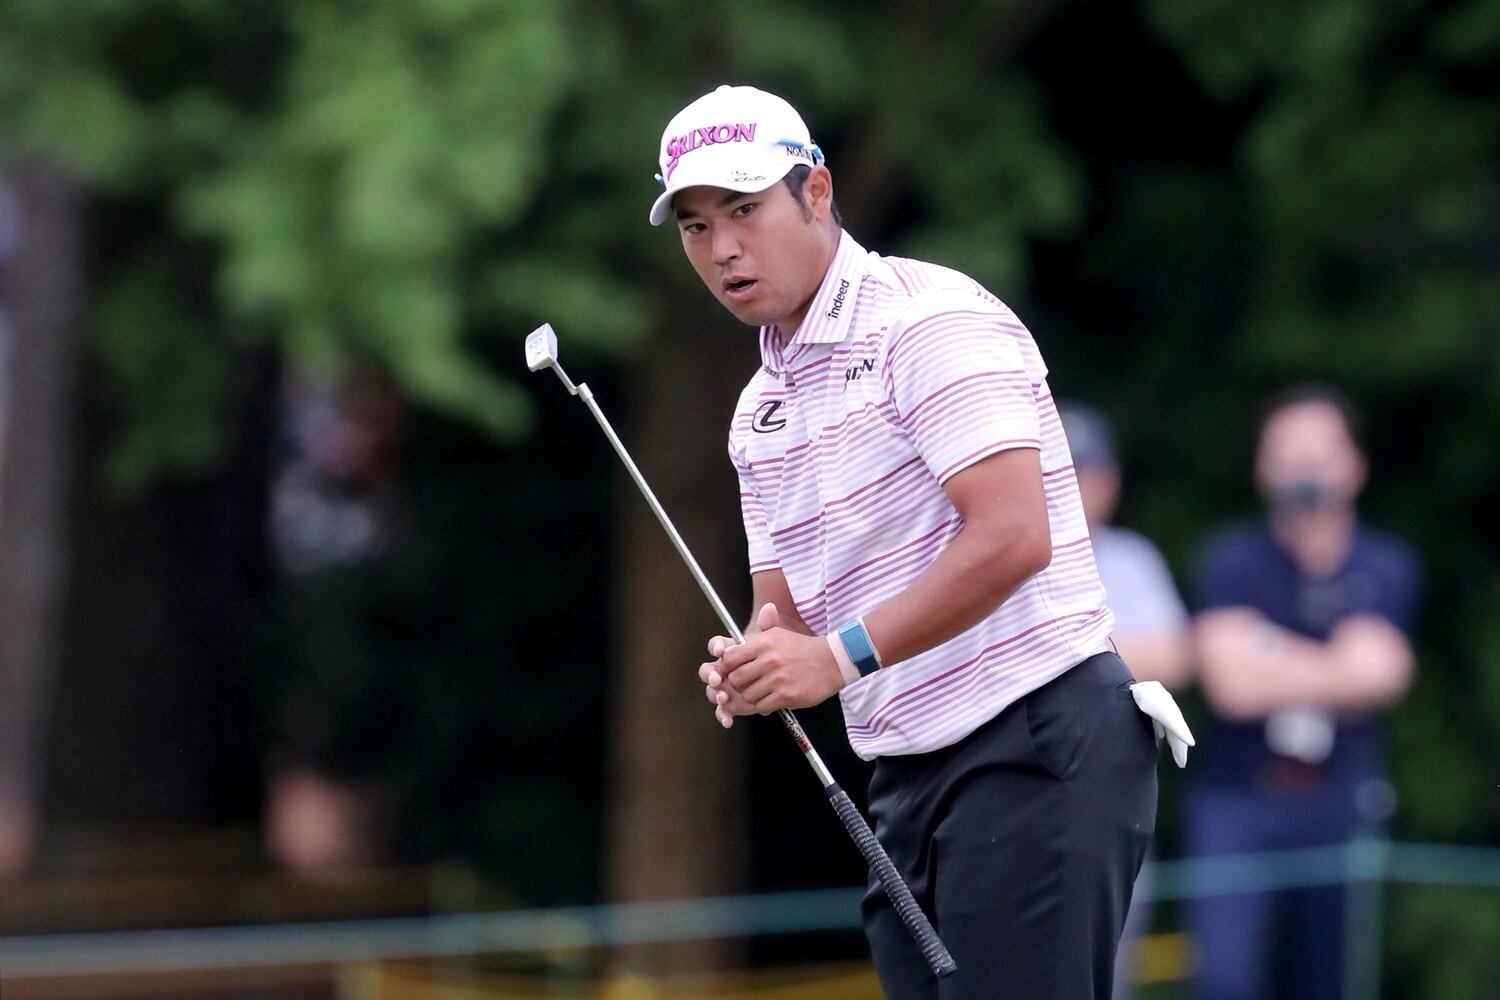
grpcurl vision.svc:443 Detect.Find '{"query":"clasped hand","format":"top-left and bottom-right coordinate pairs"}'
top-left (698, 603), bottom-right (845, 729)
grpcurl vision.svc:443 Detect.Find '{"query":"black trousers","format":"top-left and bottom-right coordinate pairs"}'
top-left (862, 652), bottom-right (1158, 999)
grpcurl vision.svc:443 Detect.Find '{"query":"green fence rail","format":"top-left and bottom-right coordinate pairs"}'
top-left (3, 837), bottom-right (1499, 996)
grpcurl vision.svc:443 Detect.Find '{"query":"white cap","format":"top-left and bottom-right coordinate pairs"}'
top-left (648, 84), bottom-right (822, 226)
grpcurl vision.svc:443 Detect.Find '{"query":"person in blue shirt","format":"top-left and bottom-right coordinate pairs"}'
top-left (1186, 384), bottom-right (1420, 1000)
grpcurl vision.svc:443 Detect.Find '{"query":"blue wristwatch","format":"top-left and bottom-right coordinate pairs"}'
top-left (837, 619), bottom-right (882, 678)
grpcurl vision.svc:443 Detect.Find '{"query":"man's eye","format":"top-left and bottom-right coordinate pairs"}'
top-left (734, 203), bottom-right (756, 217)
top-left (682, 223), bottom-right (706, 236)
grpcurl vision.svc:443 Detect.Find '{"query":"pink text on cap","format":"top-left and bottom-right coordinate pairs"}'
top-left (664, 122), bottom-right (758, 180)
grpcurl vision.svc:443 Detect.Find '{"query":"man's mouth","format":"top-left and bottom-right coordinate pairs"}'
top-left (723, 276), bottom-right (758, 300)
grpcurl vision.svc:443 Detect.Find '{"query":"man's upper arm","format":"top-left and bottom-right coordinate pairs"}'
top-left (1384, 541), bottom-right (1423, 635)
top-left (1191, 533), bottom-right (1272, 681)
top-left (1192, 531), bottom-right (1262, 615)
top-left (883, 299), bottom-right (1042, 486)
top-left (941, 447), bottom-right (1050, 566)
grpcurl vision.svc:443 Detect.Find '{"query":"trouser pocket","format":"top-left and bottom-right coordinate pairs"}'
top-left (1025, 669), bottom-right (1081, 780)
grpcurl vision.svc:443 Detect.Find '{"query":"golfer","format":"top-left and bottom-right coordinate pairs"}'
top-left (662, 85), bottom-right (1185, 998)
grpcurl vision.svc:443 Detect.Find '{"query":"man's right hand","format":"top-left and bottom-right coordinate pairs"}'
top-left (700, 586), bottom-right (817, 729)
top-left (700, 624), bottom-right (759, 729)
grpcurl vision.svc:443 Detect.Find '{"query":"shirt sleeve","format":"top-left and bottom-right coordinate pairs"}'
top-left (883, 300), bottom-right (1042, 484)
top-left (731, 450), bottom-right (779, 575)
top-left (1380, 540), bottom-right (1423, 636)
top-left (1193, 531), bottom-right (1260, 613)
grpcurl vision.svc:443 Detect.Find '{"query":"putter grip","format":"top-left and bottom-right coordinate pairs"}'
top-left (826, 783), bottom-right (957, 977)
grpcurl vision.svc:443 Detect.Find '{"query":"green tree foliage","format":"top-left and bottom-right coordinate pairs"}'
top-left (181, 1), bottom-right (574, 435)
top-left (0, 0), bottom-right (1084, 487)
top-left (1, 0), bottom-right (625, 486)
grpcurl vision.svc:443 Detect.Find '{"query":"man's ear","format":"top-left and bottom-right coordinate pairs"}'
top-left (804, 165), bottom-right (834, 222)
top-left (1349, 452), bottom-right (1369, 499)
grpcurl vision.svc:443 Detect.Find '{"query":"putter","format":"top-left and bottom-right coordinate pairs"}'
top-left (526, 323), bottom-right (957, 978)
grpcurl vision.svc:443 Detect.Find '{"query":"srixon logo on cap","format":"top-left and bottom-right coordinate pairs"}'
top-left (664, 122), bottom-right (757, 180)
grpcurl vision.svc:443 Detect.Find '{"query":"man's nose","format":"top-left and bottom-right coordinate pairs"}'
top-left (711, 226), bottom-right (741, 265)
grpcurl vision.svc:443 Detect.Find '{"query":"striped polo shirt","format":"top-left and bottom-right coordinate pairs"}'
top-left (729, 231), bottom-right (1114, 759)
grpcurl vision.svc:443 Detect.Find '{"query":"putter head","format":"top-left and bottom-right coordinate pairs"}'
top-left (524, 323), bottom-right (578, 394)
top-left (525, 323), bottom-right (559, 372)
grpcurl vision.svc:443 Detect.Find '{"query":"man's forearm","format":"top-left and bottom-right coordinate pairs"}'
top-left (1198, 612), bottom-right (1412, 717)
top-left (1199, 617), bottom-right (1336, 717)
top-left (1242, 630), bottom-right (1344, 711)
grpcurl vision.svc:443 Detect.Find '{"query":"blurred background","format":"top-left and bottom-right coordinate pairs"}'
top-left (0, 0), bottom-right (1496, 997)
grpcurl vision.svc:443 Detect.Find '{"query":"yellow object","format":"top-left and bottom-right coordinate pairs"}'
top-left (1136, 931), bottom-right (1195, 984)
top-left (348, 929), bottom-right (1199, 999)
top-left (347, 962), bottom-right (882, 1000)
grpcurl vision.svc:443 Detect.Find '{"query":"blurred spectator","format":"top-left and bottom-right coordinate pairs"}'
top-left (0, 175), bottom-right (16, 519)
top-left (0, 176), bottom-right (16, 450)
top-left (1063, 403), bottom-right (1191, 686)
top-left (271, 369), bottom-right (404, 574)
top-left (263, 367), bottom-right (405, 875)
top-left (1061, 402), bottom-right (1191, 1000)
top-left (1185, 385), bottom-right (1419, 1000)
top-left (0, 175), bottom-right (36, 877)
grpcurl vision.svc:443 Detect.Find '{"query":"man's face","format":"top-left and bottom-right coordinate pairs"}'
top-left (1255, 400), bottom-right (1367, 515)
top-left (673, 169), bottom-right (833, 330)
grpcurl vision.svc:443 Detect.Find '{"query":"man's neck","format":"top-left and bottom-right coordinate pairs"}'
top-left (1271, 507), bottom-right (1357, 578)
top-left (776, 307), bottom-right (810, 345)
top-left (771, 228), bottom-right (842, 344)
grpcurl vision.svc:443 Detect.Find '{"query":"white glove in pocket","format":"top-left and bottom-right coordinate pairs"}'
top-left (1130, 680), bottom-right (1195, 768)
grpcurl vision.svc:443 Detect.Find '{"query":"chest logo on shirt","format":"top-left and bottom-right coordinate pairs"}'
top-left (844, 358), bottom-right (876, 385)
top-left (753, 400), bottom-right (787, 433)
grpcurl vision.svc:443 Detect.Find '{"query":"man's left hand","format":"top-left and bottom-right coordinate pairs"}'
top-left (721, 603), bottom-right (845, 714)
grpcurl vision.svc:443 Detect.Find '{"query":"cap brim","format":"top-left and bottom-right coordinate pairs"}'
top-left (647, 161), bottom-right (798, 226)
top-left (648, 188), bottom-right (677, 227)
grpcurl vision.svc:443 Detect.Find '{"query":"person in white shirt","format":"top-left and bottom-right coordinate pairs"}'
top-left (650, 84), bottom-right (1189, 998)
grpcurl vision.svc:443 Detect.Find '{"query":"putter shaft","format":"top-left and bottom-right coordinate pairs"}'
top-left (576, 384), bottom-right (835, 788)
top-left (528, 328), bottom-right (955, 976)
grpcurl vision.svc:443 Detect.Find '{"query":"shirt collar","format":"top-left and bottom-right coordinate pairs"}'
top-left (759, 230), bottom-right (869, 375)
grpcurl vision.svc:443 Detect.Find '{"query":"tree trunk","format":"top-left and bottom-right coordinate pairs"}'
top-left (605, 302), bottom-right (756, 975)
top-left (0, 158), bottom-right (84, 874)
